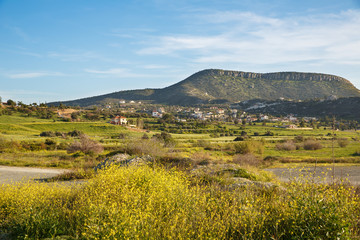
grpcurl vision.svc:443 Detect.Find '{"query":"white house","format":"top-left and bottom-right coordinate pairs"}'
top-left (111, 116), bottom-right (127, 125)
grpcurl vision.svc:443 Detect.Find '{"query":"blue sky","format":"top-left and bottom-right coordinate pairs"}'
top-left (1, 0), bottom-right (360, 104)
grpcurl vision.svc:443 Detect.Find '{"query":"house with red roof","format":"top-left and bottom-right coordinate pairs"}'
top-left (110, 116), bottom-right (127, 125)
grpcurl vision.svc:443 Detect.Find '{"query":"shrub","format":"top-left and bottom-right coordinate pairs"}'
top-left (67, 134), bottom-right (104, 155)
top-left (55, 131), bottom-right (67, 138)
top-left (194, 139), bottom-right (211, 149)
top-left (263, 155), bottom-right (279, 162)
top-left (0, 137), bottom-right (21, 152)
top-left (353, 149), bottom-right (360, 156)
top-left (191, 152), bottom-right (211, 165)
top-left (338, 138), bottom-right (349, 148)
top-left (20, 141), bottom-right (46, 151)
top-left (232, 153), bottom-right (263, 166)
top-left (118, 133), bottom-right (128, 139)
top-left (233, 136), bottom-right (247, 141)
top-left (240, 131), bottom-right (247, 136)
top-left (294, 135), bottom-right (304, 142)
top-left (40, 131), bottom-right (55, 137)
top-left (141, 133), bottom-right (149, 139)
top-left (44, 139), bottom-right (57, 150)
top-left (210, 133), bottom-right (220, 138)
top-left (152, 132), bottom-right (176, 147)
top-left (264, 130), bottom-right (274, 136)
top-left (67, 130), bottom-right (82, 137)
top-left (125, 139), bottom-right (166, 157)
top-left (303, 140), bottom-right (323, 150)
top-left (276, 141), bottom-right (296, 151)
top-left (57, 142), bottom-right (69, 150)
top-left (233, 141), bottom-right (264, 155)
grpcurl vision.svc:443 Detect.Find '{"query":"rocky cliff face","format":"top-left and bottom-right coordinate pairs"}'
top-left (194, 69), bottom-right (348, 83)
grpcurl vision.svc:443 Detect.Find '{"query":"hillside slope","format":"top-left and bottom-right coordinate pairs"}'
top-left (235, 97), bottom-right (360, 120)
top-left (50, 69), bottom-right (360, 106)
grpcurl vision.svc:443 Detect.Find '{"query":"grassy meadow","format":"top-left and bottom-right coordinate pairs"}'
top-left (1, 113), bottom-right (360, 238)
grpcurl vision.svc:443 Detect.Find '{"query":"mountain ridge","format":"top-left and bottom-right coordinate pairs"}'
top-left (49, 69), bottom-right (360, 106)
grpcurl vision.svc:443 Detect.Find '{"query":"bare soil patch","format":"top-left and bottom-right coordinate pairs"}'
top-left (0, 166), bottom-right (69, 184)
top-left (266, 166), bottom-right (360, 185)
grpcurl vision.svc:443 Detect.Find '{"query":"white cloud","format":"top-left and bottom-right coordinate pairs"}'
top-left (143, 64), bottom-right (170, 69)
top-left (7, 72), bottom-right (63, 79)
top-left (48, 51), bottom-right (113, 63)
top-left (84, 68), bottom-right (126, 74)
top-left (202, 11), bottom-right (282, 26)
top-left (84, 68), bottom-right (148, 78)
top-left (137, 10), bottom-right (360, 65)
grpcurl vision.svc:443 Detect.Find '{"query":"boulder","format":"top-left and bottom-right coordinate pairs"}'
top-left (95, 154), bottom-right (153, 171)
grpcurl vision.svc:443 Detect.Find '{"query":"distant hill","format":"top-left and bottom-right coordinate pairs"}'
top-left (234, 97), bottom-right (360, 120)
top-left (49, 69), bottom-right (360, 106)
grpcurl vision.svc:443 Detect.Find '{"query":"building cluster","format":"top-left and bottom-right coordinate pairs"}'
top-left (105, 103), bottom-right (318, 127)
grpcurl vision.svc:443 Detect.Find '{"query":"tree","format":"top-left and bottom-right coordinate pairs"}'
top-left (299, 119), bottom-right (305, 128)
top-left (152, 132), bottom-right (175, 147)
top-left (71, 111), bottom-right (81, 121)
top-left (162, 113), bottom-right (174, 123)
top-left (136, 118), bottom-right (144, 129)
top-left (7, 99), bottom-right (16, 106)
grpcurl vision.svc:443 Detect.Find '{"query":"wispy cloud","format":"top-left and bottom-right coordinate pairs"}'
top-left (137, 10), bottom-right (360, 66)
top-left (143, 64), bottom-right (170, 69)
top-left (7, 72), bottom-right (63, 79)
top-left (84, 68), bottom-right (126, 74)
top-left (84, 68), bottom-right (148, 78)
top-left (0, 90), bottom-right (61, 104)
top-left (48, 50), bottom-right (113, 62)
top-left (8, 26), bottom-right (33, 42)
top-left (0, 90), bottom-right (59, 96)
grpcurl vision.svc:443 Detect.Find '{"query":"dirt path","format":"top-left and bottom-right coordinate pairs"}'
top-left (0, 166), bottom-right (69, 184)
top-left (266, 166), bottom-right (360, 185)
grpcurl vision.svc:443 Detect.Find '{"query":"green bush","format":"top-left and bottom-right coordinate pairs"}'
top-left (125, 139), bottom-right (166, 157)
top-left (264, 130), bottom-right (274, 136)
top-left (234, 141), bottom-right (264, 155)
top-left (40, 131), bottom-right (56, 137)
top-left (152, 132), bottom-right (176, 147)
top-left (194, 139), bottom-right (211, 148)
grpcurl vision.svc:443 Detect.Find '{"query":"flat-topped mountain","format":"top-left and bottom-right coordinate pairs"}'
top-left (50, 69), bottom-right (360, 106)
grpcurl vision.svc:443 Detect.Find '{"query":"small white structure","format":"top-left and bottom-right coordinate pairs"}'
top-left (152, 110), bottom-right (163, 118)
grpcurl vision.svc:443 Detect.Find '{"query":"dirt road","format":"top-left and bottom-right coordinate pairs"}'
top-left (266, 166), bottom-right (360, 185)
top-left (0, 166), bottom-right (68, 184)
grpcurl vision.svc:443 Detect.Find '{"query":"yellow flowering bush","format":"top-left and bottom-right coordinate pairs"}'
top-left (0, 166), bottom-right (359, 239)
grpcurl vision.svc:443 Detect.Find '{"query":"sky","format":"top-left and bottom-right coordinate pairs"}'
top-left (1, 0), bottom-right (360, 104)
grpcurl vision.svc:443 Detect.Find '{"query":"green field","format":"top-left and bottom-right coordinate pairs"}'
top-left (1, 114), bottom-right (360, 170)
top-left (2, 114), bottom-right (360, 239)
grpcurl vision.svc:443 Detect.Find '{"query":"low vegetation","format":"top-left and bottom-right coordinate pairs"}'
top-left (0, 166), bottom-right (359, 239)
